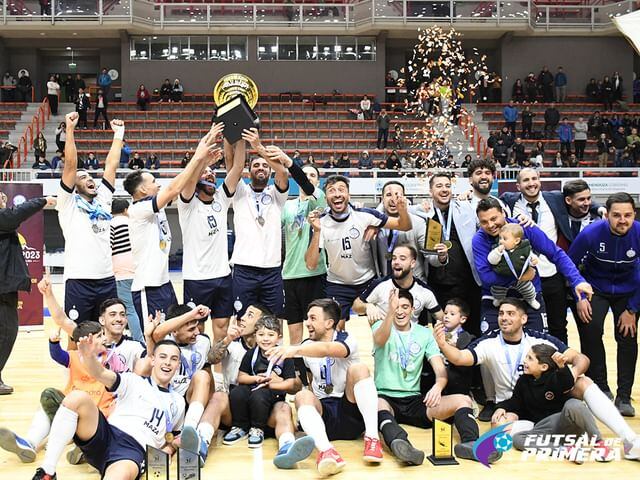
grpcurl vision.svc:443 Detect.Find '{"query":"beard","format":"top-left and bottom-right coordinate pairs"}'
top-left (472, 181), bottom-right (491, 195)
top-left (392, 266), bottom-right (411, 281)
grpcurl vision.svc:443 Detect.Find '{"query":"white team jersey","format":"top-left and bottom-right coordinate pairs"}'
top-left (231, 181), bottom-right (288, 268)
top-left (303, 331), bottom-right (359, 400)
top-left (468, 329), bottom-right (567, 402)
top-left (56, 180), bottom-right (114, 280)
top-left (106, 336), bottom-right (145, 373)
top-left (362, 276), bottom-right (441, 323)
top-left (107, 373), bottom-right (185, 450)
top-left (319, 207), bottom-right (388, 285)
top-left (222, 338), bottom-right (251, 391)
top-left (178, 188), bottom-right (233, 280)
top-left (169, 334), bottom-right (211, 396)
top-left (128, 197), bottom-right (171, 291)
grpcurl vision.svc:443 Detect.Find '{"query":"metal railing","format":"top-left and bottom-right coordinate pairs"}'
top-left (15, 98), bottom-right (51, 168)
top-left (1, 0), bottom-right (636, 29)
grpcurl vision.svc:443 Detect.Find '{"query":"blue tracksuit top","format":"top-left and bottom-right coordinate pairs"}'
top-left (503, 106), bottom-right (518, 123)
top-left (473, 218), bottom-right (586, 297)
top-left (568, 219), bottom-right (640, 311)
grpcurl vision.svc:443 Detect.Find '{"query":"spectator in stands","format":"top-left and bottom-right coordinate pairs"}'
top-left (490, 75), bottom-right (502, 103)
top-left (486, 130), bottom-right (499, 149)
top-left (588, 111), bottom-right (603, 138)
top-left (39, 0), bottom-right (50, 15)
top-left (136, 84), bottom-right (151, 111)
top-left (612, 126), bottom-right (627, 167)
top-left (511, 79), bottom-right (524, 103)
top-left (97, 67), bottom-right (112, 100)
top-left (337, 152), bottom-right (351, 169)
top-left (2, 72), bottom-right (15, 102)
top-left (128, 152), bottom-right (144, 170)
top-left (511, 137), bottom-right (527, 166)
top-left (612, 71), bottom-right (623, 101)
top-left (492, 137), bottom-right (509, 167)
top-left (146, 152), bottom-right (160, 170)
top-left (74, 73), bottom-right (85, 93)
top-left (525, 72), bottom-right (538, 103)
top-left (46, 75), bottom-right (60, 116)
top-left (171, 79), bottom-right (184, 103)
top-left (627, 128), bottom-right (640, 165)
top-left (597, 133), bottom-right (613, 168)
top-left (498, 126), bottom-right (514, 149)
top-left (16, 70), bottom-right (32, 103)
top-left (386, 150), bottom-right (402, 170)
top-left (54, 121), bottom-right (66, 152)
top-left (159, 78), bottom-right (171, 102)
top-left (554, 66), bottom-right (567, 103)
top-left (572, 117), bottom-right (588, 162)
top-left (538, 66), bottom-right (554, 102)
top-left (553, 151), bottom-right (564, 168)
top-left (360, 95), bottom-right (372, 120)
top-left (31, 156), bottom-right (51, 170)
top-left (602, 76), bottom-right (614, 111)
top-left (85, 152), bottom-right (99, 170)
top-left (633, 76), bottom-right (640, 104)
top-left (291, 150), bottom-right (303, 168)
top-left (461, 153), bottom-right (472, 170)
top-left (323, 155), bottom-right (339, 169)
top-left (433, 137), bottom-right (451, 166)
top-left (120, 140), bottom-right (131, 168)
top-left (358, 150), bottom-right (373, 169)
top-left (585, 78), bottom-right (600, 103)
top-left (32, 132), bottom-right (46, 165)
top-left (392, 124), bottom-right (404, 150)
top-left (62, 74), bottom-right (75, 103)
top-left (521, 105), bottom-right (534, 139)
top-left (181, 151), bottom-right (192, 168)
top-left (93, 88), bottom-right (109, 129)
top-left (400, 154), bottom-right (413, 169)
top-left (558, 117), bottom-right (574, 160)
top-left (544, 102), bottom-right (560, 139)
top-left (566, 153), bottom-right (578, 168)
top-left (305, 154), bottom-right (317, 167)
top-left (376, 109), bottom-right (390, 149)
top-left (376, 160), bottom-right (386, 169)
top-left (50, 150), bottom-right (63, 170)
top-left (75, 87), bottom-right (90, 129)
top-left (531, 146), bottom-right (544, 168)
top-left (502, 100), bottom-right (517, 136)
top-left (372, 99), bottom-right (382, 117)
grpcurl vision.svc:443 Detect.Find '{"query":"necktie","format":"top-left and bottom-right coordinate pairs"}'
top-left (571, 220), bottom-right (582, 239)
top-left (527, 201), bottom-right (540, 224)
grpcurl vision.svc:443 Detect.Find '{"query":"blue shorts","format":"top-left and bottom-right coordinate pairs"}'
top-left (480, 293), bottom-right (548, 333)
top-left (74, 411), bottom-right (145, 477)
top-left (132, 282), bottom-right (178, 322)
top-left (232, 264), bottom-right (284, 317)
top-left (65, 276), bottom-right (117, 324)
top-left (326, 279), bottom-right (374, 320)
top-left (320, 396), bottom-right (365, 441)
top-left (184, 275), bottom-right (233, 318)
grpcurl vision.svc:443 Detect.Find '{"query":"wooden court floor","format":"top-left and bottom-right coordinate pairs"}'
top-left (1, 279), bottom-right (639, 479)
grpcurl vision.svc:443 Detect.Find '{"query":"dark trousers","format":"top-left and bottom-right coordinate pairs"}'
top-left (541, 273), bottom-right (568, 344)
top-left (47, 94), bottom-right (58, 115)
top-left (574, 140), bottom-right (587, 160)
top-left (78, 110), bottom-right (88, 128)
top-left (544, 123), bottom-right (557, 139)
top-left (522, 122), bottom-right (532, 138)
top-left (505, 122), bottom-right (516, 135)
top-left (377, 128), bottom-right (388, 149)
top-left (232, 264), bottom-right (284, 317)
top-left (560, 141), bottom-right (572, 158)
top-left (94, 108), bottom-right (108, 128)
top-left (0, 292), bottom-right (19, 380)
top-left (576, 292), bottom-right (639, 400)
top-left (229, 384), bottom-right (279, 430)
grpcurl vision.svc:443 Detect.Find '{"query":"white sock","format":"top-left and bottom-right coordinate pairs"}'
top-left (583, 384), bottom-right (636, 443)
top-left (353, 377), bottom-right (379, 439)
top-left (26, 408), bottom-right (51, 449)
top-left (297, 405), bottom-right (331, 452)
top-left (184, 401), bottom-right (205, 429)
top-left (197, 422), bottom-right (215, 446)
top-left (41, 406), bottom-right (78, 475)
top-left (278, 432), bottom-right (295, 449)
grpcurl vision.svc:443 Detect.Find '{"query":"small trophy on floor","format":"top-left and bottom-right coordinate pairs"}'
top-left (177, 447), bottom-right (201, 480)
top-left (427, 419), bottom-right (459, 465)
top-left (146, 445), bottom-right (169, 480)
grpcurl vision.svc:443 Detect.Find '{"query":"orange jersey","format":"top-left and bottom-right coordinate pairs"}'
top-left (64, 351), bottom-right (115, 416)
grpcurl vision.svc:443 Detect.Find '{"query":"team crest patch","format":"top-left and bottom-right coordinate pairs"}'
top-left (409, 342), bottom-right (421, 355)
top-left (261, 194), bottom-right (273, 205)
top-left (627, 249), bottom-right (636, 258)
top-left (544, 391), bottom-right (555, 400)
top-left (348, 227), bottom-right (360, 239)
top-left (212, 202), bottom-right (222, 212)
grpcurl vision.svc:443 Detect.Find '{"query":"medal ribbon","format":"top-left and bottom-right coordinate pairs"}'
top-left (249, 188), bottom-right (267, 224)
top-left (435, 207), bottom-right (452, 241)
top-left (499, 333), bottom-right (525, 388)
top-left (324, 357), bottom-right (332, 388)
top-left (386, 229), bottom-right (399, 255)
top-left (502, 250), bottom-right (531, 280)
top-left (147, 377), bottom-right (174, 437)
top-left (393, 325), bottom-right (413, 372)
top-left (180, 350), bottom-right (198, 379)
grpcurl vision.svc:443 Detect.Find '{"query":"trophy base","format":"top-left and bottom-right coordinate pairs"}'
top-left (427, 455), bottom-right (459, 466)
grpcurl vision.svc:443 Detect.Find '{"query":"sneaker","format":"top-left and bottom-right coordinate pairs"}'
top-left (32, 468), bottom-right (56, 480)
top-left (273, 435), bottom-right (315, 469)
top-left (316, 448), bottom-right (346, 476)
top-left (593, 440), bottom-right (615, 463)
top-left (222, 426), bottom-right (248, 445)
top-left (624, 437), bottom-right (640, 461)
top-left (478, 401), bottom-right (496, 422)
top-left (181, 426), bottom-right (208, 466)
top-left (66, 445), bottom-right (85, 465)
top-left (0, 428), bottom-right (36, 463)
top-left (40, 388), bottom-right (65, 424)
top-left (566, 445), bottom-right (585, 464)
top-left (390, 438), bottom-right (424, 465)
top-left (455, 441), bottom-right (502, 464)
top-left (248, 428), bottom-right (264, 448)
top-left (363, 435), bottom-right (383, 463)
top-left (615, 397), bottom-right (635, 417)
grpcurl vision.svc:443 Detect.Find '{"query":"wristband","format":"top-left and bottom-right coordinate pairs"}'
top-left (113, 128), bottom-right (125, 141)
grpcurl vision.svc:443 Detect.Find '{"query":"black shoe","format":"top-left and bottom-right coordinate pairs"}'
top-left (390, 438), bottom-right (425, 466)
top-left (0, 382), bottom-right (13, 395)
top-left (32, 468), bottom-right (57, 479)
top-left (455, 441), bottom-right (502, 464)
top-left (615, 397), bottom-right (635, 417)
top-left (478, 401), bottom-right (496, 422)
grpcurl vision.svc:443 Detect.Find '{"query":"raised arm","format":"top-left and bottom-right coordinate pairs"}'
top-left (102, 119), bottom-right (125, 186)
top-left (265, 145), bottom-right (315, 196)
top-left (304, 209), bottom-right (322, 271)
top-left (223, 139), bottom-right (246, 195)
top-left (266, 340), bottom-right (349, 365)
top-left (151, 305), bottom-right (210, 342)
top-left (383, 195), bottom-right (411, 231)
top-left (242, 128), bottom-right (288, 192)
top-left (77, 334), bottom-right (117, 389)
top-left (0, 197), bottom-right (48, 233)
top-left (38, 276), bottom-right (76, 338)
top-left (433, 321), bottom-right (475, 366)
top-left (156, 124), bottom-right (223, 210)
top-left (372, 289), bottom-right (397, 347)
top-left (61, 112), bottom-right (79, 189)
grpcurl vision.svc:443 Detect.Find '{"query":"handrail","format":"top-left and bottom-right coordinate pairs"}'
top-left (16, 98), bottom-right (50, 168)
top-left (459, 109), bottom-right (489, 159)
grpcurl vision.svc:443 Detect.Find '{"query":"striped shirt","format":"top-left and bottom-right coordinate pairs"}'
top-left (110, 215), bottom-right (135, 281)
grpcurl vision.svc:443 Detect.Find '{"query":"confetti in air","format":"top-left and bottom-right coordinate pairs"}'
top-left (396, 26), bottom-right (491, 175)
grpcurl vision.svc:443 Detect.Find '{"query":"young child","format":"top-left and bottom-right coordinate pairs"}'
top-left (487, 223), bottom-right (540, 309)
top-left (224, 315), bottom-right (296, 448)
top-left (440, 299), bottom-right (475, 396)
top-left (492, 344), bottom-right (613, 462)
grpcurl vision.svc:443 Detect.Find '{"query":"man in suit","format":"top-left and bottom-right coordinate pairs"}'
top-left (499, 171), bottom-right (602, 344)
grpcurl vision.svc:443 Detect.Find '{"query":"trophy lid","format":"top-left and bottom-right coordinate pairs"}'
top-left (213, 74), bottom-right (259, 109)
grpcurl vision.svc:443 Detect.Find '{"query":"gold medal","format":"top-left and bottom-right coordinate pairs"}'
top-left (165, 432), bottom-right (174, 443)
top-left (444, 240), bottom-right (453, 249)
top-left (324, 384), bottom-right (334, 394)
top-left (257, 216), bottom-right (265, 226)
top-left (159, 240), bottom-right (167, 250)
top-left (402, 369), bottom-right (408, 379)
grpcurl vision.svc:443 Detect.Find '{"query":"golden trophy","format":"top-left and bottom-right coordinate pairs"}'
top-left (213, 74), bottom-right (260, 143)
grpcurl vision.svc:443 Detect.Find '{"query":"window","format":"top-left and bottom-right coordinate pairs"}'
top-left (130, 38), bottom-right (150, 61)
top-left (337, 36), bottom-right (357, 61)
top-left (256, 36), bottom-right (375, 61)
top-left (149, 36), bottom-right (169, 60)
top-left (298, 36), bottom-right (317, 60)
top-left (278, 37), bottom-right (297, 61)
top-left (317, 37), bottom-right (336, 61)
top-left (190, 37), bottom-right (208, 61)
top-left (228, 36), bottom-right (248, 61)
top-left (257, 36), bottom-right (277, 60)
top-left (130, 36), bottom-right (247, 61)
top-left (357, 37), bottom-right (376, 61)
